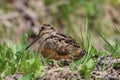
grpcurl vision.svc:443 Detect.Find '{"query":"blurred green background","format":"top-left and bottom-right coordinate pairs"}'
top-left (0, 0), bottom-right (120, 50)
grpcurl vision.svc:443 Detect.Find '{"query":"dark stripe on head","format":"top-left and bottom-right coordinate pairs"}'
top-left (43, 24), bottom-right (51, 27)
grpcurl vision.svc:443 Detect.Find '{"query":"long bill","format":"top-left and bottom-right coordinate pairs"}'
top-left (25, 37), bottom-right (40, 50)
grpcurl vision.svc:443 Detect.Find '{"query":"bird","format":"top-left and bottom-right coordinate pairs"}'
top-left (26, 24), bottom-right (86, 60)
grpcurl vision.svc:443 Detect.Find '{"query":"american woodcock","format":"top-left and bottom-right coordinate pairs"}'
top-left (26, 24), bottom-right (86, 60)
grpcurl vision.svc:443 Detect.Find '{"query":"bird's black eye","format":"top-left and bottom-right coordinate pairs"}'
top-left (51, 27), bottom-right (55, 30)
top-left (41, 27), bottom-right (44, 30)
top-left (51, 27), bottom-right (53, 29)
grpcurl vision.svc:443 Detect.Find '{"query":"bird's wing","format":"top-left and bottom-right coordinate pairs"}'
top-left (56, 33), bottom-right (80, 48)
top-left (44, 33), bottom-right (81, 55)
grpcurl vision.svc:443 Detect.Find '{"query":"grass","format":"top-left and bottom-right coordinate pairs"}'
top-left (100, 34), bottom-right (120, 58)
top-left (0, 34), bottom-right (43, 79)
top-left (0, 24), bottom-right (119, 79)
top-left (0, 22), bottom-right (120, 80)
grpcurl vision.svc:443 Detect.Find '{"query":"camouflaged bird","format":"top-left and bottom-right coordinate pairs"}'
top-left (26, 24), bottom-right (86, 60)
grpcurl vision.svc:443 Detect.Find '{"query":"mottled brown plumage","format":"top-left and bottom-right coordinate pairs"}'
top-left (26, 24), bottom-right (86, 60)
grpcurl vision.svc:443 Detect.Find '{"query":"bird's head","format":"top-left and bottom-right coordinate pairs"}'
top-left (38, 24), bottom-right (55, 37)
